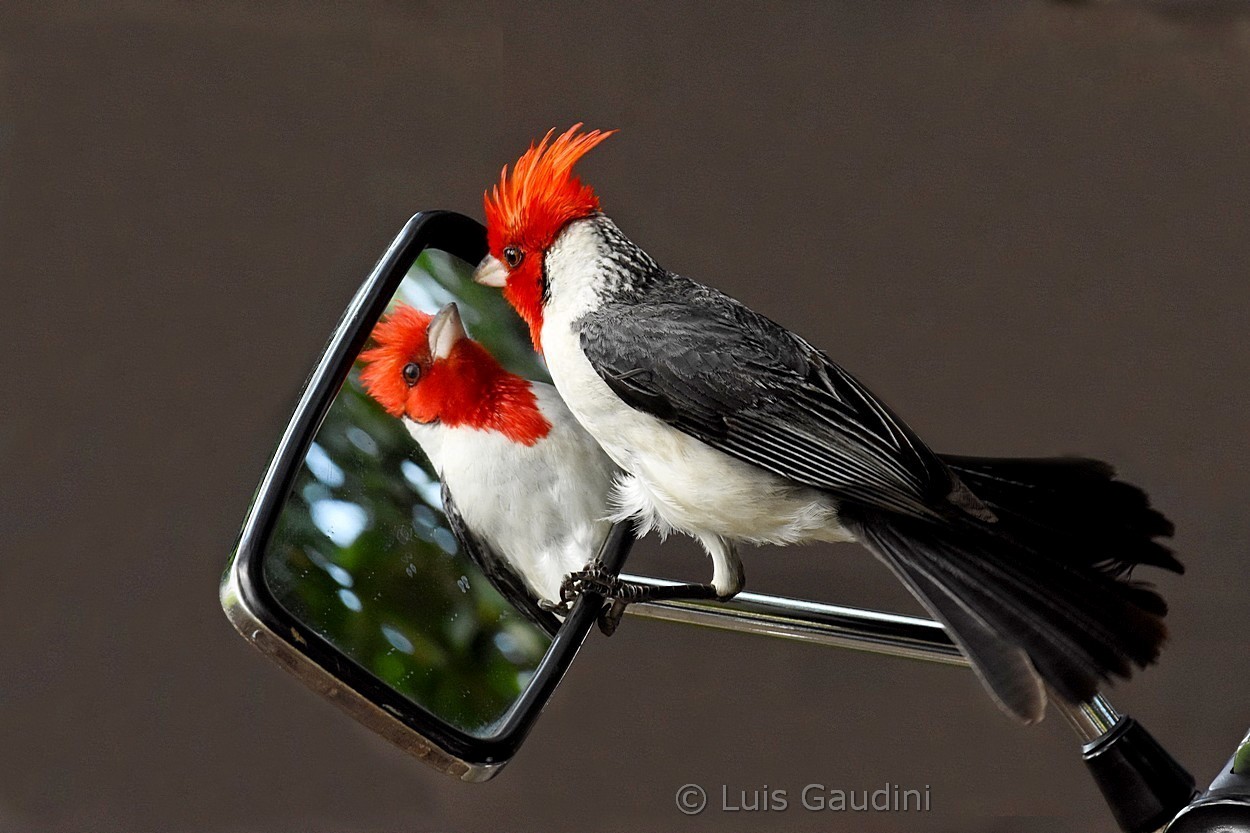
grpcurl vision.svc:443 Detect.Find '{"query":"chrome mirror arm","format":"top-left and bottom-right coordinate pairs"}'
top-left (621, 573), bottom-right (1197, 833)
top-left (620, 573), bottom-right (965, 666)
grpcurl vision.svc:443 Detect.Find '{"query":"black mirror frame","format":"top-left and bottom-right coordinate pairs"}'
top-left (220, 210), bottom-right (634, 780)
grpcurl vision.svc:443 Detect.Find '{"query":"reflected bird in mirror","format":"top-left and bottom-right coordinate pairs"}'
top-left (359, 302), bottom-right (624, 634)
top-left (223, 215), bottom-right (637, 774)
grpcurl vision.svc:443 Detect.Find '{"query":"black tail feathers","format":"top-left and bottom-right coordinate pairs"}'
top-left (942, 455), bottom-right (1182, 579)
top-left (842, 455), bottom-right (1179, 724)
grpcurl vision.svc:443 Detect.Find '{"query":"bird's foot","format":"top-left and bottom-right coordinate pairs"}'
top-left (596, 598), bottom-right (629, 637)
top-left (559, 566), bottom-right (643, 637)
top-left (560, 567), bottom-right (726, 637)
top-left (538, 598), bottom-right (571, 616)
top-left (559, 565), bottom-right (635, 605)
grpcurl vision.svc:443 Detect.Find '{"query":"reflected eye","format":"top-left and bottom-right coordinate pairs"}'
top-left (503, 246), bottom-right (523, 268)
top-left (402, 362), bottom-right (421, 385)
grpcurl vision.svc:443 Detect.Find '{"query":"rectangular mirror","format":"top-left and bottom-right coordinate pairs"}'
top-left (221, 212), bottom-right (631, 780)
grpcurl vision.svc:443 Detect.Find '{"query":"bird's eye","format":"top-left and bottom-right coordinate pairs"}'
top-left (503, 246), bottom-right (523, 268)
top-left (402, 362), bottom-right (421, 385)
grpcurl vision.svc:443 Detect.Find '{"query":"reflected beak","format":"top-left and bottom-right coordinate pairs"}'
top-left (428, 303), bottom-right (467, 360)
top-left (473, 255), bottom-right (508, 288)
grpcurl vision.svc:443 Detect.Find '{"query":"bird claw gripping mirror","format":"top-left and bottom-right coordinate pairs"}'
top-left (223, 212), bottom-right (1245, 831)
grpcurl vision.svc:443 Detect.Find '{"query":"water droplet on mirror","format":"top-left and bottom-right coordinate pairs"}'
top-left (457, 576), bottom-right (470, 593)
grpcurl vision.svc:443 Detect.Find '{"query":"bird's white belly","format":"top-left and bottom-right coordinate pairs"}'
top-left (409, 418), bottom-right (614, 604)
top-left (541, 318), bottom-right (850, 546)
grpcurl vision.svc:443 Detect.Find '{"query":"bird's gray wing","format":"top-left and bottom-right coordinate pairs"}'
top-left (577, 278), bottom-right (954, 518)
top-left (441, 481), bottom-right (562, 637)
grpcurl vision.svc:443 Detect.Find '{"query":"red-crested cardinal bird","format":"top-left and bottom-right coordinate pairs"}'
top-left (473, 125), bottom-right (1182, 722)
top-left (359, 302), bottom-right (620, 634)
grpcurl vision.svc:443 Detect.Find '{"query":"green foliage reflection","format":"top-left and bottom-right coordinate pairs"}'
top-left (264, 250), bottom-right (553, 737)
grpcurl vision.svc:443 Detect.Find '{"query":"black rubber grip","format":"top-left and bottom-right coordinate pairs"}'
top-left (1083, 717), bottom-right (1196, 833)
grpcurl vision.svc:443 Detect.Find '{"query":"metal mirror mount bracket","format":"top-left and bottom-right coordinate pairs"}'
top-left (1165, 729), bottom-right (1250, 833)
top-left (620, 575), bottom-right (1200, 833)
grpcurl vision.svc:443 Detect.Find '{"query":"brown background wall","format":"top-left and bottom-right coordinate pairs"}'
top-left (3, 3), bottom-right (1248, 831)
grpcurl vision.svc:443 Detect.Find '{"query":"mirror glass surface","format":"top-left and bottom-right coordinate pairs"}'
top-left (262, 248), bottom-right (558, 738)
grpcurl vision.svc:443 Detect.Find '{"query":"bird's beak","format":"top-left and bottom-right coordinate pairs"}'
top-left (428, 303), bottom-right (467, 360)
top-left (473, 255), bottom-right (508, 288)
